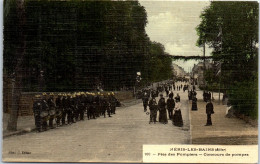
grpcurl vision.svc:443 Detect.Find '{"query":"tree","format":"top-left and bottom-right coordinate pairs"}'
top-left (196, 1), bottom-right (258, 83)
top-left (4, 0), bottom-right (26, 131)
top-left (5, 0), bottom-right (172, 92)
top-left (196, 1), bottom-right (258, 118)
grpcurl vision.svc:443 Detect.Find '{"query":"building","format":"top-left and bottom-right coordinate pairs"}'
top-left (172, 63), bottom-right (186, 78)
top-left (191, 60), bottom-right (213, 87)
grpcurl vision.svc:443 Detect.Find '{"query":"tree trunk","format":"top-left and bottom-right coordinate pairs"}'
top-left (7, 0), bottom-right (26, 131)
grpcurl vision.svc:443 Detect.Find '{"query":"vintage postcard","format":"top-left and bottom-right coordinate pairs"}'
top-left (2, 0), bottom-right (258, 163)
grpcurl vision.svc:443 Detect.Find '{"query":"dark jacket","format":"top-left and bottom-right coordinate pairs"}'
top-left (167, 98), bottom-right (175, 109)
top-left (206, 102), bottom-right (214, 114)
top-left (148, 98), bottom-right (157, 110)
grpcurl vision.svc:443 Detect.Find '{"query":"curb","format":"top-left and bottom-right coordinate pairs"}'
top-left (3, 128), bottom-right (36, 139)
top-left (3, 99), bottom-right (141, 139)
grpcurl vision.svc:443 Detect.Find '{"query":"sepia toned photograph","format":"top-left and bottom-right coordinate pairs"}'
top-left (2, 0), bottom-right (258, 163)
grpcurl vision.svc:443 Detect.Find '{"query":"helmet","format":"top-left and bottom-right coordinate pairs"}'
top-left (34, 94), bottom-right (41, 98)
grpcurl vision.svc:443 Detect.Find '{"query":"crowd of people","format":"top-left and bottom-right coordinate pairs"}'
top-left (141, 80), bottom-right (215, 127)
top-left (32, 80), bottom-right (217, 132)
top-left (188, 87), bottom-right (215, 126)
top-left (141, 81), bottom-right (184, 127)
top-left (33, 92), bottom-right (119, 132)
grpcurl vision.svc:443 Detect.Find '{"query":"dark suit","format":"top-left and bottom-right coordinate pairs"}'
top-left (206, 102), bottom-right (214, 125)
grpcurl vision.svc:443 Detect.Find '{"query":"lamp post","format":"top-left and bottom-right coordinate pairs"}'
top-left (203, 42), bottom-right (206, 91)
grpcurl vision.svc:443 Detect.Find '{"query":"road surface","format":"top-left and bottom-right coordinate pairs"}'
top-left (3, 85), bottom-right (190, 162)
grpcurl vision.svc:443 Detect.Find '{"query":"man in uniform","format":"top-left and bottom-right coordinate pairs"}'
top-left (41, 93), bottom-right (49, 131)
top-left (205, 99), bottom-right (214, 126)
top-left (106, 93), bottom-right (112, 117)
top-left (68, 94), bottom-right (75, 124)
top-left (33, 95), bottom-right (43, 132)
top-left (47, 93), bottom-right (56, 129)
top-left (100, 94), bottom-right (106, 118)
top-left (62, 93), bottom-right (68, 125)
top-left (110, 92), bottom-right (117, 114)
top-left (55, 93), bottom-right (63, 126)
top-left (78, 92), bottom-right (85, 121)
top-left (87, 93), bottom-right (95, 119)
top-left (74, 93), bottom-right (79, 122)
top-left (66, 94), bottom-right (73, 124)
top-left (93, 93), bottom-right (100, 118)
top-left (142, 91), bottom-right (149, 112)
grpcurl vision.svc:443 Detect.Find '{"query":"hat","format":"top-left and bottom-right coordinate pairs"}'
top-left (34, 94), bottom-right (41, 98)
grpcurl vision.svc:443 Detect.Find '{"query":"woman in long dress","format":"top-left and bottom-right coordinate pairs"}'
top-left (158, 94), bottom-right (168, 124)
top-left (172, 99), bottom-right (183, 127)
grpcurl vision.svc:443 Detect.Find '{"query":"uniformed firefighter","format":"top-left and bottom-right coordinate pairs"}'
top-left (62, 94), bottom-right (67, 125)
top-left (67, 94), bottom-right (74, 124)
top-left (105, 93), bottom-right (112, 117)
top-left (33, 95), bottom-right (43, 132)
top-left (41, 93), bottom-right (49, 131)
top-left (47, 93), bottom-right (56, 128)
top-left (72, 93), bottom-right (79, 122)
top-left (55, 93), bottom-right (63, 126)
top-left (110, 92), bottom-right (117, 114)
top-left (78, 92), bottom-right (85, 121)
top-left (142, 91), bottom-right (149, 112)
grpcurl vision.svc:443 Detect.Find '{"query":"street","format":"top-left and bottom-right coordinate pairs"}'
top-left (3, 87), bottom-right (190, 162)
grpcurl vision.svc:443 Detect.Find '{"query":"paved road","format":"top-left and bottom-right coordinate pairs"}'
top-left (3, 85), bottom-right (190, 162)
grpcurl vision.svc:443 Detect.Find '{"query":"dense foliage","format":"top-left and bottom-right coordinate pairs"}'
top-left (196, 1), bottom-right (258, 118)
top-left (4, 0), bottom-right (173, 92)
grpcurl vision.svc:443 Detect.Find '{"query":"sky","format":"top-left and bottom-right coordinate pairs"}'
top-left (139, 1), bottom-right (212, 72)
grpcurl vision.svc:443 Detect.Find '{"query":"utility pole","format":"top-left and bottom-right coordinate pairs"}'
top-left (203, 42), bottom-right (206, 90)
top-left (218, 26), bottom-right (223, 105)
top-left (218, 62), bottom-right (222, 105)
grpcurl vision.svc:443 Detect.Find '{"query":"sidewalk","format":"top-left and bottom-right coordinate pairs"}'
top-left (190, 90), bottom-right (258, 145)
top-left (3, 113), bottom-right (35, 138)
top-left (2, 98), bottom-right (141, 138)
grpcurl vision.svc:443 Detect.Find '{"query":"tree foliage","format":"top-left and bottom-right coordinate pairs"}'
top-left (196, 1), bottom-right (258, 82)
top-left (4, 0), bottom-right (173, 92)
top-left (197, 1), bottom-right (258, 118)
